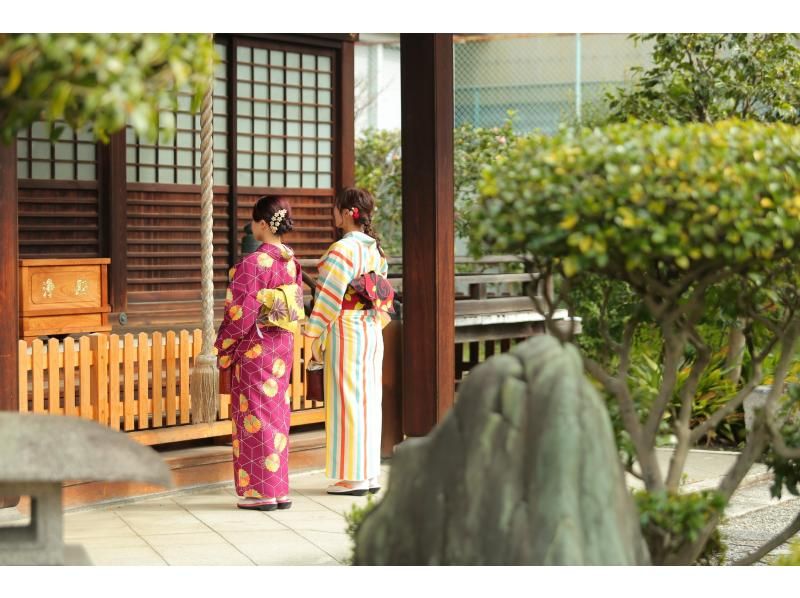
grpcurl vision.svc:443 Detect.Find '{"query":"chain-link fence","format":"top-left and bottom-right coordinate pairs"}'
top-left (453, 33), bottom-right (653, 133)
top-left (354, 33), bottom-right (656, 257)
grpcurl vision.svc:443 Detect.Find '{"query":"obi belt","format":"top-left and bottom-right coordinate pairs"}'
top-left (256, 283), bottom-right (306, 335)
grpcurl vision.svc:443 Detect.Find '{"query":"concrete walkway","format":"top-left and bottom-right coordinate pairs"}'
top-left (3, 448), bottom-right (797, 565)
top-left (59, 465), bottom-right (389, 565)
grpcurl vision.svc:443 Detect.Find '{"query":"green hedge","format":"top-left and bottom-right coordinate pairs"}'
top-left (471, 120), bottom-right (800, 280)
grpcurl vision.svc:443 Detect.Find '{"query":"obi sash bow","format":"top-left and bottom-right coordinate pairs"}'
top-left (345, 271), bottom-right (395, 314)
top-left (256, 283), bottom-right (305, 334)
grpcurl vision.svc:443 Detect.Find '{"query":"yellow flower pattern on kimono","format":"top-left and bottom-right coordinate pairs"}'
top-left (245, 344), bottom-right (263, 359)
top-left (243, 414), bottom-right (262, 434)
top-left (231, 420), bottom-right (237, 438)
top-left (215, 242), bottom-right (302, 501)
top-left (343, 288), bottom-right (365, 310)
top-left (257, 253), bottom-right (274, 269)
top-left (262, 378), bottom-right (278, 397)
top-left (228, 266), bottom-right (237, 281)
top-left (264, 453), bottom-right (280, 472)
top-left (219, 355), bottom-right (232, 369)
top-left (228, 304), bottom-right (243, 321)
top-left (272, 359), bottom-right (286, 378)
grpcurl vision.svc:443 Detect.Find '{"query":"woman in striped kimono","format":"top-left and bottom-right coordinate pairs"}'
top-left (215, 196), bottom-right (304, 511)
top-left (304, 188), bottom-right (393, 496)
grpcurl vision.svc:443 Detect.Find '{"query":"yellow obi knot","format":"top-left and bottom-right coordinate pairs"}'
top-left (256, 283), bottom-right (305, 334)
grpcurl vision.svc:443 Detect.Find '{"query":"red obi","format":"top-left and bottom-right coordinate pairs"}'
top-left (341, 271), bottom-right (396, 313)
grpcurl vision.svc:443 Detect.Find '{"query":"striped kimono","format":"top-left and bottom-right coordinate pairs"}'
top-left (214, 243), bottom-right (303, 500)
top-left (304, 231), bottom-right (390, 482)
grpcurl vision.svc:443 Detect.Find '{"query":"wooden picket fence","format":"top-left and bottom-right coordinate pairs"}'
top-left (17, 328), bottom-right (324, 445)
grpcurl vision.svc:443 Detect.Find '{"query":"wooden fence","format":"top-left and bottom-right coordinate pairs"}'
top-left (17, 328), bottom-right (323, 445)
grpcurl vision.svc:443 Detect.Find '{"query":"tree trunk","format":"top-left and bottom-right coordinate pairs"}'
top-left (725, 320), bottom-right (747, 383)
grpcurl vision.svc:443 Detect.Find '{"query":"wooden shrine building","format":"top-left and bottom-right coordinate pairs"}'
top-left (0, 33), bottom-right (458, 449)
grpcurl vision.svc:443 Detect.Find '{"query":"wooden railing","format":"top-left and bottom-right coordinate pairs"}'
top-left (455, 336), bottom-right (531, 386)
top-left (17, 328), bottom-right (323, 445)
top-left (301, 253), bottom-right (570, 380)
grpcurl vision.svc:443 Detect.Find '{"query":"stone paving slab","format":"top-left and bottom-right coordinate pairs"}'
top-left (4, 450), bottom-right (796, 566)
top-left (56, 465), bottom-right (390, 565)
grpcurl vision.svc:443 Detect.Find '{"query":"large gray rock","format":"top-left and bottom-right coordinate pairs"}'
top-left (354, 335), bottom-right (650, 565)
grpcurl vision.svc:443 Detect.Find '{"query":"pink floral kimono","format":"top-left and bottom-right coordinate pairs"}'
top-left (214, 243), bottom-right (304, 500)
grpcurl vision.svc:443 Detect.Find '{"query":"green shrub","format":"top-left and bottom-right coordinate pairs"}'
top-left (355, 115), bottom-right (519, 257)
top-left (343, 495), bottom-right (378, 565)
top-left (606, 34), bottom-right (800, 125)
top-left (764, 387), bottom-right (800, 499)
top-left (472, 120), bottom-right (800, 276)
top-left (628, 347), bottom-right (744, 448)
top-left (773, 540), bottom-right (800, 565)
top-left (470, 118), bottom-right (800, 564)
top-left (634, 490), bottom-right (727, 565)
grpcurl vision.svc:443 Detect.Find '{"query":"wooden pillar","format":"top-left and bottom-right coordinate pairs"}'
top-left (400, 34), bottom-right (455, 436)
top-left (102, 131), bottom-right (127, 314)
top-left (336, 39), bottom-right (355, 191)
top-left (226, 36), bottom-right (239, 268)
top-left (0, 140), bottom-right (19, 414)
top-left (0, 140), bottom-right (21, 509)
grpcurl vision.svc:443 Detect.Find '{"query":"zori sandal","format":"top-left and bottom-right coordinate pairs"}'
top-left (326, 480), bottom-right (369, 496)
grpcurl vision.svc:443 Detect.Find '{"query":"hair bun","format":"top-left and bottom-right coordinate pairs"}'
top-left (278, 215), bottom-right (294, 235)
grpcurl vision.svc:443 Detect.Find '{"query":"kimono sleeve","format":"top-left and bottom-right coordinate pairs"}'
top-left (303, 243), bottom-right (354, 349)
top-left (377, 254), bottom-right (392, 329)
top-left (214, 258), bottom-right (261, 365)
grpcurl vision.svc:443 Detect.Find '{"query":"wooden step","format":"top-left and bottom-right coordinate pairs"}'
top-left (55, 426), bottom-right (326, 509)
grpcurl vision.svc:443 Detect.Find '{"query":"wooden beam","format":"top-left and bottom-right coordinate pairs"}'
top-left (126, 411), bottom-right (325, 446)
top-left (104, 131), bottom-right (127, 314)
top-left (0, 140), bottom-right (19, 412)
top-left (399, 34), bottom-right (455, 436)
top-left (235, 33), bottom-right (357, 49)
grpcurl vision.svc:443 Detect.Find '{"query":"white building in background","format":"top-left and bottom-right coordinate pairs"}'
top-left (355, 34), bottom-right (402, 133)
top-left (355, 33), bottom-right (652, 135)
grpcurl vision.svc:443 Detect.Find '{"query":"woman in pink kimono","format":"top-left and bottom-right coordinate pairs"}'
top-left (215, 196), bottom-right (304, 511)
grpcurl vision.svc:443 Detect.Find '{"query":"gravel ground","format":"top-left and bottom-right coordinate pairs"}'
top-left (720, 484), bottom-right (800, 565)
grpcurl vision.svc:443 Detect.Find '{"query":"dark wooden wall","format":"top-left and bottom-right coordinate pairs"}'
top-left (18, 181), bottom-right (100, 259)
top-left (237, 190), bottom-right (335, 261)
top-left (10, 33), bottom-right (353, 331)
top-left (125, 185), bottom-right (231, 304)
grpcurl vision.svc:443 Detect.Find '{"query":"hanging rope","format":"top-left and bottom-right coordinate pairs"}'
top-left (190, 33), bottom-right (219, 424)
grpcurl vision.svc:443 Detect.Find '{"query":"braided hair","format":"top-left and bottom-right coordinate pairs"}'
top-left (335, 187), bottom-right (385, 257)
